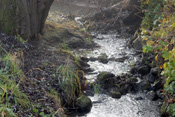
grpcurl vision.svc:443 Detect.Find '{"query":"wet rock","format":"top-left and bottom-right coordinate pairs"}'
top-left (84, 90), bottom-right (94, 96)
top-left (120, 84), bottom-right (130, 95)
top-left (89, 57), bottom-right (98, 61)
top-left (76, 95), bottom-right (92, 113)
top-left (132, 37), bottom-right (143, 50)
top-left (68, 37), bottom-right (88, 49)
top-left (97, 72), bottom-right (115, 89)
top-left (147, 74), bottom-right (156, 84)
top-left (138, 65), bottom-right (150, 76)
top-left (97, 72), bottom-right (115, 80)
top-left (80, 57), bottom-right (89, 62)
top-left (110, 91), bottom-right (121, 99)
top-left (115, 56), bottom-right (129, 63)
top-left (146, 91), bottom-right (157, 101)
top-left (79, 60), bottom-right (90, 67)
top-left (130, 67), bottom-right (138, 74)
top-left (156, 90), bottom-right (163, 99)
top-left (135, 97), bottom-right (144, 100)
top-left (98, 53), bottom-right (108, 64)
top-left (139, 80), bottom-right (151, 91)
top-left (151, 67), bottom-right (159, 76)
top-left (129, 77), bottom-right (138, 83)
top-left (152, 79), bottom-right (162, 91)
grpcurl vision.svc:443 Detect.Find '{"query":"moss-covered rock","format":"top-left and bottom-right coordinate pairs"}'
top-left (110, 91), bottom-right (121, 99)
top-left (97, 72), bottom-right (115, 89)
top-left (98, 53), bottom-right (108, 64)
top-left (76, 94), bottom-right (92, 113)
top-left (139, 80), bottom-right (151, 91)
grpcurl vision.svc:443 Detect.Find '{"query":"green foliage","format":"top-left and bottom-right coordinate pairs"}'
top-left (15, 35), bottom-right (27, 44)
top-left (0, 52), bottom-right (31, 116)
top-left (60, 49), bottom-right (81, 67)
top-left (143, 45), bottom-right (154, 53)
top-left (61, 42), bottom-right (71, 50)
top-left (140, 0), bottom-right (175, 115)
top-left (140, 0), bottom-right (165, 29)
top-left (93, 84), bottom-right (100, 94)
top-left (167, 103), bottom-right (175, 116)
top-left (56, 64), bottom-right (85, 107)
top-left (0, 106), bottom-right (16, 117)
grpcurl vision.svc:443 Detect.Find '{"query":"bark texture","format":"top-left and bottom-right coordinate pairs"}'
top-left (0, 0), bottom-right (54, 39)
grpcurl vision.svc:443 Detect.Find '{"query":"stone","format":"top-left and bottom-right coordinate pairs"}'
top-left (132, 37), bottom-right (143, 50)
top-left (89, 57), bottom-right (98, 61)
top-left (146, 91), bottom-right (157, 101)
top-left (110, 91), bottom-right (121, 99)
top-left (138, 65), bottom-right (150, 76)
top-left (97, 72), bottom-right (115, 81)
top-left (115, 56), bottom-right (129, 63)
top-left (97, 72), bottom-right (115, 89)
top-left (135, 97), bottom-right (144, 100)
top-left (120, 84), bottom-right (130, 95)
top-left (151, 67), bottom-right (159, 76)
top-left (130, 67), bottom-right (138, 74)
top-left (98, 53), bottom-right (108, 64)
top-left (76, 95), bottom-right (92, 113)
top-left (139, 80), bottom-right (151, 91)
top-left (68, 37), bottom-right (86, 49)
top-left (80, 57), bottom-right (89, 62)
top-left (152, 79), bottom-right (162, 91)
top-left (147, 74), bottom-right (156, 84)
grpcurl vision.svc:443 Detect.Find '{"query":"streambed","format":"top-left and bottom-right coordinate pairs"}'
top-left (75, 33), bottom-right (161, 117)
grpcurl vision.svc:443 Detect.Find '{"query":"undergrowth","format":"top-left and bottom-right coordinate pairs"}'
top-left (56, 64), bottom-right (85, 108)
top-left (140, 0), bottom-right (175, 116)
top-left (0, 48), bottom-right (31, 116)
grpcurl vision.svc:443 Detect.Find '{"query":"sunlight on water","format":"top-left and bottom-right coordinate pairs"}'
top-left (76, 33), bottom-right (161, 117)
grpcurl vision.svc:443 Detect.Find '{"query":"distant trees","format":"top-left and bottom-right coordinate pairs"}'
top-left (0, 0), bottom-right (54, 39)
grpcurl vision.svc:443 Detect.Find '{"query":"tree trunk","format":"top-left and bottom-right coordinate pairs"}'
top-left (0, 0), bottom-right (54, 39)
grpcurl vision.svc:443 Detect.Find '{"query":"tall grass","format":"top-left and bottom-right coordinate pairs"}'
top-left (56, 64), bottom-right (86, 108)
top-left (0, 48), bottom-right (31, 116)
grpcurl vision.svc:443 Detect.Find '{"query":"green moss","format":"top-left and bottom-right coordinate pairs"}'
top-left (60, 49), bottom-right (81, 67)
top-left (97, 72), bottom-right (108, 80)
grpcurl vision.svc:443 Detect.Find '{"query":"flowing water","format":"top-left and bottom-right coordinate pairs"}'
top-left (75, 33), bottom-right (161, 117)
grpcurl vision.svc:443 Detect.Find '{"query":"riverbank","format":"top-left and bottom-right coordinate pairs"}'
top-left (0, 0), bottom-right (170, 116)
top-left (0, 12), bottom-right (95, 116)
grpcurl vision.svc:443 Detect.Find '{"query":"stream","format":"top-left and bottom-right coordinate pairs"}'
top-left (75, 33), bottom-right (161, 117)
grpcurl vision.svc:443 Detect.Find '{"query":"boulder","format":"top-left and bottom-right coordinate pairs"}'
top-left (130, 66), bottom-right (138, 74)
top-left (151, 67), bottom-right (159, 76)
top-left (138, 65), bottom-right (150, 76)
top-left (110, 91), bottom-right (121, 99)
top-left (97, 72), bottom-right (115, 89)
top-left (132, 37), bottom-right (143, 50)
top-left (146, 91), bottom-right (157, 101)
top-left (89, 57), bottom-right (98, 61)
top-left (135, 97), bottom-right (144, 100)
top-left (147, 74), bottom-right (156, 84)
top-left (139, 80), bottom-right (151, 91)
top-left (115, 56), bottom-right (129, 62)
top-left (76, 95), bottom-right (92, 113)
top-left (98, 53), bottom-right (108, 64)
top-left (152, 79), bottom-right (163, 91)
